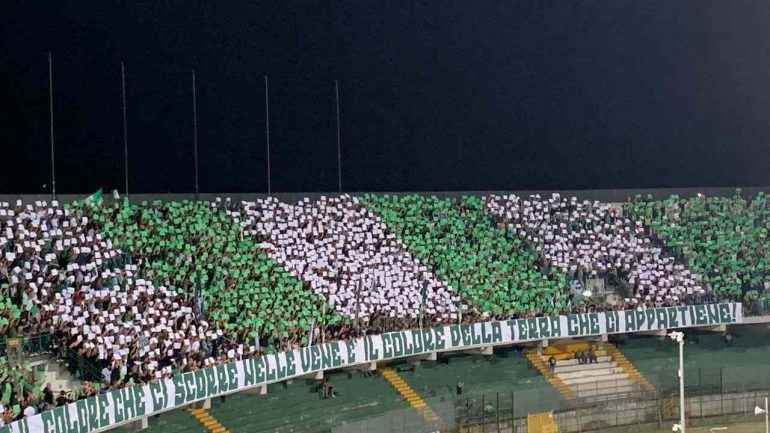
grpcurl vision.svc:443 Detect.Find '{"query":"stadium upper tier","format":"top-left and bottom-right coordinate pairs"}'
top-left (359, 194), bottom-right (568, 316)
top-left (90, 200), bottom-right (341, 349)
top-left (486, 193), bottom-right (703, 307)
top-left (0, 192), bottom-right (767, 393)
top-left (237, 195), bottom-right (459, 323)
top-left (626, 191), bottom-right (770, 301)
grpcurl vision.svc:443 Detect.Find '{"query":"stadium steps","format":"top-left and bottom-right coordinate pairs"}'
top-left (189, 408), bottom-right (230, 433)
top-left (32, 359), bottom-right (81, 392)
top-left (524, 350), bottom-right (577, 402)
top-left (662, 391), bottom-right (679, 419)
top-left (557, 364), bottom-right (622, 379)
top-left (565, 373), bottom-right (631, 386)
top-left (541, 342), bottom-right (657, 403)
top-left (604, 343), bottom-right (657, 395)
top-left (380, 366), bottom-right (440, 423)
top-left (542, 342), bottom-right (605, 360)
top-left (205, 373), bottom-right (409, 433)
top-left (111, 408), bottom-right (206, 433)
top-left (538, 342), bottom-right (644, 403)
top-left (553, 357), bottom-right (614, 372)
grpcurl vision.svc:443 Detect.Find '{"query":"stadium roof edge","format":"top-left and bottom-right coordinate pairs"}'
top-left (1, 185), bottom-right (769, 204)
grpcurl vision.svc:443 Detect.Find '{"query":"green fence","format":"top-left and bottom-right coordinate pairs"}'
top-left (450, 388), bottom-right (770, 433)
top-left (642, 364), bottom-right (770, 396)
top-left (333, 398), bottom-right (456, 433)
top-left (249, 385), bottom-right (770, 433)
top-left (352, 364), bottom-right (770, 433)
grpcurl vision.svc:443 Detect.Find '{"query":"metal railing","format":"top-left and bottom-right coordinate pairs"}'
top-left (334, 398), bottom-right (456, 433)
top-left (0, 332), bottom-right (53, 358)
top-left (63, 347), bottom-right (105, 383)
top-left (299, 364), bottom-right (770, 433)
top-left (450, 389), bottom-right (770, 433)
top-left (743, 299), bottom-right (770, 316)
top-left (643, 365), bottom-right (770, 397)
top-left (166, 387), bottom-right (769, 433)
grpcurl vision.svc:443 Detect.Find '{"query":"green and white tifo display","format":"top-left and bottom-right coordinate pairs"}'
top-left (0, 191), bottom-right (768, 433)
top-left (2, 303), bottom-right (741, 433)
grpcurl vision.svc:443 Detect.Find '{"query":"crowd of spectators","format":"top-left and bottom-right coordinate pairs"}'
top-left (486, 193), bottom-right (706, 309)
top-left (0, 354), bottom-right (100, 425)
top-left (0, 192), bottom-right (766, 421)
top-left (626, 191), bottom-right (770, 305)
top-left (359, 194), bottom-right (570, 317)
top-left (89, 198), bottom-right (341, 354)
top-left (237, 195), bottom-right (459, 326)
top-left (0, 199), bottom-right (271, 421)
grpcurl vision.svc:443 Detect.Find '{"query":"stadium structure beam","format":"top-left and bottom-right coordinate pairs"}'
top-left (48, 52), bottom-right (56, 200)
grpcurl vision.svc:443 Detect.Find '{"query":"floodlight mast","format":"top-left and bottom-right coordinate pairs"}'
top-left (668, 331), bottom-right (685, 433)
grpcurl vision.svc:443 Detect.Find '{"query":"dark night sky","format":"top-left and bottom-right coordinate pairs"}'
top-left (2, 1), bottom-right (770, 194)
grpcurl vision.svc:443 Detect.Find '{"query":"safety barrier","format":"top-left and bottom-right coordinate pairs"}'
top-left (1, 302), bottom-right (743, 433)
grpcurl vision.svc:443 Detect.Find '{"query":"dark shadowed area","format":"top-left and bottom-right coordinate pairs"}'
top-left (2, 1), bottom-right (770, 194)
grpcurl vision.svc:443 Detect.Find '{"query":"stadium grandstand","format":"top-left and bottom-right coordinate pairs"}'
top-left (5, 1), bottom-right (770, 432)
top-left (0, 190), bottom-right (768, 433)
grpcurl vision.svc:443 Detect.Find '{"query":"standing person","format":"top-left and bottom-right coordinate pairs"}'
top-left (548, 356), bottom-right (557, 376)
top-left (42, 384), bottom-right (54, 408)
top-left (724, 332), bottom-right (733, 347)
top-left (100, 365), bottom-right (112, 386)
top-left (55, 391), bottom-right (69, 407)
top-left (22, 401), bottom-right (36, 419)
top-left (320, 378), bottom-right (336, 399)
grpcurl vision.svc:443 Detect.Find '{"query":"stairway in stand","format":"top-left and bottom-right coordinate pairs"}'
top-left (380, 366), bottom-right (440, 423)
top-left (603, 344), bottom-right (657, 394)
top-left (189, 408), bottom-right (230, 433)
top-left (31, 357), bottom-right (81, 393)
top-left (524, 351), bottom-right (577, 402)
top-left (661, 391), bottom-right (679, 419)
top-left (527, 342), bottom-right (656, 404)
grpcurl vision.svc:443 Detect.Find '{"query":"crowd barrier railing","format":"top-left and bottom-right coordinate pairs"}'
top-left (0, 302), bottom-right (747, 433)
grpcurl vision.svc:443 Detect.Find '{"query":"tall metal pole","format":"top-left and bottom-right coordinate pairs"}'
top-left (48, 52), bottom-right (56, 200)
top-left (679, 338), bottom-right (685, 433)
top-left (419, 279), bottom-right (426, 329)
top-left (335, 79), bottom-right (342, 193)
top-left (121, 62), bottom-right (129, 198)
top-left (354, 279), bottom-right (361, 333)
top-left (192, 70), bottom-right (199, 198)
top-left (765, 396), bottom-right (769, 433)
top-left (265, 75), bottom-right (271, 195)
